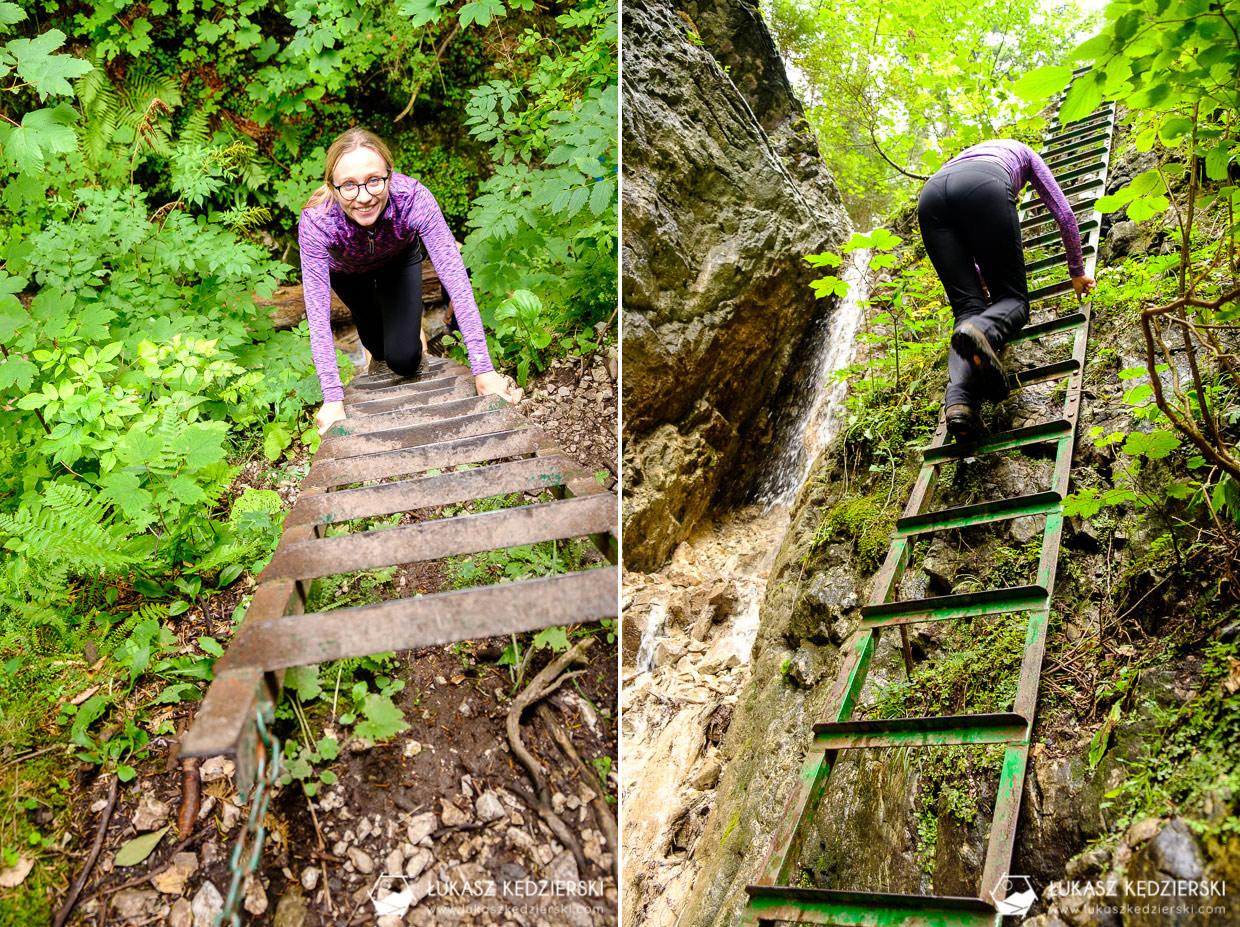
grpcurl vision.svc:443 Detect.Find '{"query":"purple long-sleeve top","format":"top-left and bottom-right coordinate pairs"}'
top-left (298, 171), bottom-right (494, 402)
top-left (946, 139), bottom-right (1086, 278)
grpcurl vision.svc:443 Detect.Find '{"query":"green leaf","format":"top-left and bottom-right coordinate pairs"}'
top-left (114, 825), bottom-right (170, 866)
top-left (285, 665), bottom-right (323, 702)
top-left (70, 695), bottom-right (108, 748)
top-left (197, 637), bottom-right (224, 657)
top-left (1204, 142), bottom-right (1234, 182)
top-left (1058, 70), bottom-right (1103, 125)
top-left (0, 3), bottom-right (28, 28)
top-left (319, 769), bottom-right (338, 785)
top-left (7, 30), bottom-right (92, 98)
top-left (2, 104), bottom-right (79, 173)
top-left (397, 0), bottom-right (446, 26)
top-left (354, 692), bottom-right (408, 742)
top-left (1123, 430), bottom-right (1180, 460)
top-left (217, 563), bottom-right (244, 588)
top-left (806, 252), bottom-right (842, 268)
top-left (262, 422), bottom-right (292, 462)
top-left (588, 177), bottom-right (614, 216)
top-left (0, 356), bottom-right (37, 391)
top-left (168, 600), bottom-right (191, 617)
top-left (532, 626), bottom-right (569, 653)
top-left (459, 0), bottom-right (505, 28)
top-left (1012, 65), bottom-right (1072, 102)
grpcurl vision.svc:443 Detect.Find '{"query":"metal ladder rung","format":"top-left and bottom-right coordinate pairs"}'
top-left (1024, 221), bottom-right (1098, 248)
top-left (860, 585), bottom-right (1049, 627)
top-left (1009, 358), bottom-right (1080, 388)
top-left (306, 427), bottom-right (542, 488)
top-left (1021, 204), bottom-right (1096, 232)
top-left (921, 418), bottom-right (1072, 464)
top-left (285, 454), bottom-right (591, 529)
top-left (1023, 177), bottom-right (1105, 213)
top-left (1026, 278), bottom-right (1076, 300)
top-left (1010, 312), bottom-right (1087, 343)
top-left (895, 490), bottom-right (1061, 538)
top-left (813, 712), bottom-right (1029, 750)
top-left (1024, 244), bottom-right (1095, 275)
top-left (317, 407), bottom-right (520, 460)
top-left (1043, 116), bottom-right (1113, 146)
top-left (209, 568), bottom-right (619, 676)
top-left (744, 886), bottom-right (998, 927)
top-left (1044, 161), bottom-right (1109, 188)
top-left (1046, 102), bottom-right (1115, 132)
top-left (260, 493), bottom-right (617, 582)
top-left (1039, 146), bottom-right (1110, 177)
top-left (1042, 135), bottom-right (1109, 162)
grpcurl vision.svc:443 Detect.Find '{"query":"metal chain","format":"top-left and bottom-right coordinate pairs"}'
top-left (215, 705), bottom-right (281, 927)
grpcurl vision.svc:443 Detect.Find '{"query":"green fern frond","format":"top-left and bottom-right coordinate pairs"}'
top-left (0, 483), bottom-right (141, 575)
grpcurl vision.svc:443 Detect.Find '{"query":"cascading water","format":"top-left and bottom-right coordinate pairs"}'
top-left (752, 248), bottom-right (872, 504)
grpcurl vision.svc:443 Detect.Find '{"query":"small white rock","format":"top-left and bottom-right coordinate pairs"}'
top-left (242, 874), bottom-right (268, 915)
top-left (301, 865), bottom-right (321, 890)
top-left (405, 847), bottom-right (433, 880)
top-left (406, 812), bottom-right (438, 845)
top-left (190, 881), bottom-right (223, 927)
top-left (475, 791), bottom-right (506, 823)
top-left (132, 794), bottom-right (171, 832)
top-left (347, 846), bottom-right (375, 875)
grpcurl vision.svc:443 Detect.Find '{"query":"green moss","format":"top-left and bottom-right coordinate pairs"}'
top-left (721, 810), bottom-right (741, 844)
top-left (811, 494), bottom-right (895, 572)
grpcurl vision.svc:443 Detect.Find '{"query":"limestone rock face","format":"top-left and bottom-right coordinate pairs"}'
top-left (621, 0), bottom-right (849, 570)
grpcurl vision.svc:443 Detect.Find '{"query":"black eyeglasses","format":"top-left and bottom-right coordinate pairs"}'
top-left (333, 170), bottom-right (391, 201)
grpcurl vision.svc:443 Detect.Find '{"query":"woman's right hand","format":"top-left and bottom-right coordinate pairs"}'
top-left (1071, 275), bottom-right (1096, 300)
top-left (316, 400), bottom-right (347, 437)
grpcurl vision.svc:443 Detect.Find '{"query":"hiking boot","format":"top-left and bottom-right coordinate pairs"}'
top-left (951, 320), bottom-right (1010, 402)
top-left (367, 357), bottom-right (393, 377)
top-left (945, 404), bottom-right (983, 443)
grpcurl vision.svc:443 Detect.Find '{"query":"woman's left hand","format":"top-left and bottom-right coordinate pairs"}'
top-left (475, 370), bottom-right (523, 404)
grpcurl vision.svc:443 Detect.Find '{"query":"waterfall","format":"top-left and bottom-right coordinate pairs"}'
top-left (753, 248), bottom-right (872, 503)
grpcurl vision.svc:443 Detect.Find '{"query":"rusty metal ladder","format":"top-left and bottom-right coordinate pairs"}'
top-left (181, 352), bottom-right (618, 790)
top-left (739, 70), bottom-right (1116, 926)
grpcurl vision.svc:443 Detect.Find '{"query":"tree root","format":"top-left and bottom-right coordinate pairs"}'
top-left (505, 638), bottom-right (595, 873)
top-left (535, 702), bottom-right (618, 879)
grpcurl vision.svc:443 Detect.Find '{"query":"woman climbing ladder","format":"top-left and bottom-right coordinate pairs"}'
top-left (298, 127), bottom-right (520, 436)
top-left (917, 138), bottom-right (1096, 442)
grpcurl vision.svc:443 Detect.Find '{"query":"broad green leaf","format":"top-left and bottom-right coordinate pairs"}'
top-left (285, 664), bottom-right (323, 702)
top-left (533, 626), bottom-right (569, 653)
top-left (114, 826), bottom-right (170, 866)
top-left (7, 30), bottom-right (92, 98)
top-left (0, 356), bottom-right (36, 391)
top-left (354, 693), bottom-right (408, 742)
top-left (0, 2), bottom-right (27, 27)
top-left (1058, 70), bottom-right (1103, 125)
top-left (806, 252), bottom-right (842, 268)
top-left (197, 637), bottom-right (224, 657)
top-left (2, 104), bottom-right (78, 173)
top-left (458, 0), bottom-right (505, 27)
top-left (1013, 65), bottom-right (1071, 102)
top-left (1123, 430), bottom-right (1180, 460)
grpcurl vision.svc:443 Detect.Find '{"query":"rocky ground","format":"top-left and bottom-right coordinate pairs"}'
top-left (620, 505), bottom-right (790, 927)
top-left (50, 336), bottom-right (619, 927)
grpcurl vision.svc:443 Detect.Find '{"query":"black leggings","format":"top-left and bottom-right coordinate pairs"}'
top-left (329, 240), bottom-right (424, 376)
top-left (918, 158), bottom-right (1028, 407)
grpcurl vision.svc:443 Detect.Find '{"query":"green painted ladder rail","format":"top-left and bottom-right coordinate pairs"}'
top-left (739, 69), bottom-right (1116, 927)
top-left (180, 352), bottom-right (618, 791)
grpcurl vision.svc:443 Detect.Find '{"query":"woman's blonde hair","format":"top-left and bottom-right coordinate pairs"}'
top-left (304, 127), bottom-right (394, 210)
